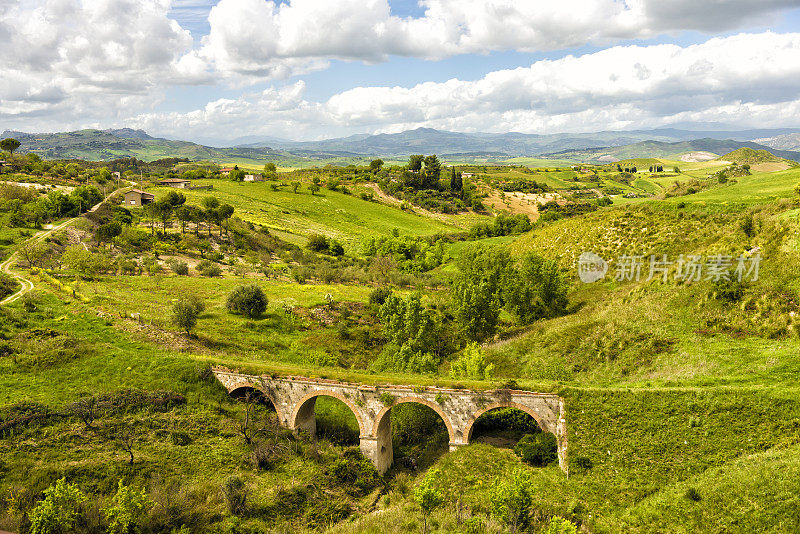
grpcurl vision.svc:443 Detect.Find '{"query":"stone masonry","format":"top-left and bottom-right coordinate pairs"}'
top-left (213, 368), bottom-right (568, 474)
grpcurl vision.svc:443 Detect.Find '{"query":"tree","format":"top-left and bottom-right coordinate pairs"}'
top-left (97, 221), bottom-right (122, 248)
top-left (218, 203), bottom-right (234, 236)
top-left (450, 167), bottom-right (462, 191)
top-left (408, 154), bottom-right (424, 172)
top-left (174, 205), bottom-right (191, 234)
top-left (449, 342), bottom-right (494, 380)
top-left (1, 137), bottom-right (21, 157)
top-left (263, 162), bottom-right (277, 179)
top-left (172, 298), bottom-right (199, 336)
top-left (291, 181), bottom-right (300, 193)
top-left (413, 469), bottom-right (444, 534)
top-left (29, 478), bottom-right (86, 534)
top-left (226, 284), bottom-right (268, 318)
top-left (152, 199), bottom-right (174, 236)
top-left (369, 159), bottom-right (384, 173)
top-left (422, 155), bottom-right (441, 188)
top-left (230, 169), bottom-right (246, 182)
top-left (17, 239), bottom-right (49, 268)
top-left (490, 469), bottom-right (534, 533)
top-left (309, 183), bottom-right (320, 196)
top-left (103, 480), bottom-right (151, 534)
top-left (201, 196), bottom-right (220, 236)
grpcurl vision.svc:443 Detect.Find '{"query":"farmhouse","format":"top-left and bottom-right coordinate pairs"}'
top-left (462, 172), bottom-right (474, 178)
top-left (244, 173), bottom-right (263, 182)
top-left (220, 167), bottom-right (235, 176)
top-left (124, 189), bottom-right (155, 206)
top-left (159, 178), bottom-right (191, 188)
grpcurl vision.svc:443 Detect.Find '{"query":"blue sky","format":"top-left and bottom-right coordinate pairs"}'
top-left (2, 0), bottom-right (800, 143)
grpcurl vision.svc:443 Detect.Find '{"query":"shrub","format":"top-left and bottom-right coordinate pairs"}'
top-left (712, 278), bottom-right (747, 303)
top-left (103, 480), bottom-right (151, 534)
top-left (449, 342), bottom-right (494, 380)
top-left (171, 299), bottom-right (199, 335)
top-left (513, 432), bottom-right (557, 466)
top-left (542, 516), bottom-right (578, 534)
top-left (379, 392), bottom-right (395, 406)
top-left (368, 287), bottom-right (392, 306)
top-left (573, 456), bottom-right (593, 471)
top-left (196, 260), bottom-right (221, 277)
top-left (326, 448), bottom-right (379, 497)
top-left (29, 477), bottom-right (86, 534)
top-left (226, 284), bottom-right (268, 318)
top-left (307, 233), bottom-right (329, 252)
top-left (167, 258), bottom-right (189, 275)
top-left (222, 476), bottom-right (249, 516)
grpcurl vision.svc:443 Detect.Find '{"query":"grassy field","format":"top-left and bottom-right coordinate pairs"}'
top-left (151, 180), bottom-right (473, 250)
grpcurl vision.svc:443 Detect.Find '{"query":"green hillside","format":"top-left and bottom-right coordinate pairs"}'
top-left (2, 153), bottom-right (800, 533)
top-left (719, 147), bottom-right (796, 165)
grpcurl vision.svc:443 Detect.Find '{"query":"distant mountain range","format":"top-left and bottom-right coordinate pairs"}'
top-left (3, 126), bottom-right (800, 164)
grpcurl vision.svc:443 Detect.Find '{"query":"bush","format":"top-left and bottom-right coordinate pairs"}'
top-left (542, 516), bottom-right (578, 534)
top-left (573, 456), bottom-right (593, 471)
top-left (226, 284), bottom-right (268, 318)
top-left (368, 287), bottom-right (391, 306)
top-left (712, 278), bottom-right (747, 303)
top-left (325, 448), bottom-right (380, 497)
top-left (29, 477), bottom-right (87, 534)
top-left (222, 476), bottom-right (249, 516)
top-left (171, 299), bottom-right (199, 335)
top-left (196, 259), bottom-right (221, 277)
top-left (513, 432), bottom-right (557, 466)
top-left (307, 234), bottom-right (329, 252)
top-left (168, 258), bottom-right (189, 275)
top-left (103, 480), bottom-right (151, 534)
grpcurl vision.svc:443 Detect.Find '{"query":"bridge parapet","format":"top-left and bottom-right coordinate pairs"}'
top-left (213, 368), bottom-right (567, 474)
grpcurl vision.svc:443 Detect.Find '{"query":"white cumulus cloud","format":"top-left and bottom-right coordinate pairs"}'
top-left (129, 32), bottom-right (800, 142)
top-left (199, 0), bottom-right (800, 79)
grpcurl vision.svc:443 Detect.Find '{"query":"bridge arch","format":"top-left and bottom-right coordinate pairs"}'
top-left (290, 389), bottom-right (366, 438)
top-left (464, 402), bottom-right (552, 443)
top-left (371, 396), bottom-right (456, 443)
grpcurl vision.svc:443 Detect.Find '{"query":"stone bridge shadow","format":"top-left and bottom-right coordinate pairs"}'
top-left (214, 368), bottom-right (568, 474)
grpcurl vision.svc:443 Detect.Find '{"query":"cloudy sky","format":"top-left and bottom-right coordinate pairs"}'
top-left (2, 0), bottom-right (800, 144)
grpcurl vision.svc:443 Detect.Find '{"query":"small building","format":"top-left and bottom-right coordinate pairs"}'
top-left (159, 178), bottom-right (191, 188)
top-left (124, 189), bottom-right (155, 206)
top-left (220, 167), bottom-right (235, 176)
top-left (112, 171), bottom-right (122, 179)
top-left (461, 172), bottom-right (474, 178)
top-left (243, 173), bottom-right (263, 182)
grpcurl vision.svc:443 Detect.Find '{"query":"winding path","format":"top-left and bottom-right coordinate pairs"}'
top-left (0, 185), bottom-right (128, 305)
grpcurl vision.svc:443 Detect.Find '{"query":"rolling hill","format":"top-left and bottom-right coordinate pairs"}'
top-left (5, 127), bottom-right (800, 164)
top-left (547, 138), bottom-right (800, 163)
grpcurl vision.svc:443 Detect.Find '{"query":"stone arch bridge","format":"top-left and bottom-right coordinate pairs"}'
top-left (213, 368), bottom-right (568, 474)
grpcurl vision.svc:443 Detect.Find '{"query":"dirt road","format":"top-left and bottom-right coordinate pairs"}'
top-left (0, 186), bottom-right (127, 305)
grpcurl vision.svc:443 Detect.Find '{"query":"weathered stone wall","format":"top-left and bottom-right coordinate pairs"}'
top-left (213, 368), bottom-right (568, 474)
